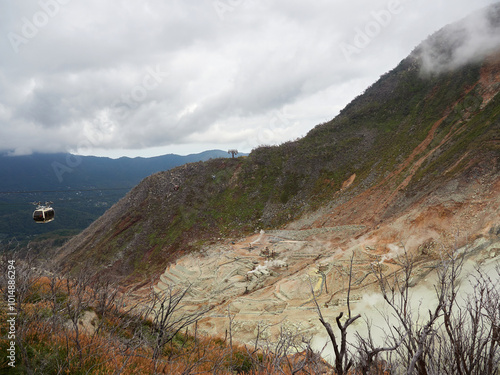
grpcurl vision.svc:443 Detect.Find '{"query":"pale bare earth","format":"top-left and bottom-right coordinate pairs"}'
top-left (150, 172), bottom-right (500, 350)
top-left (154, 225), bottom-right (372, 343)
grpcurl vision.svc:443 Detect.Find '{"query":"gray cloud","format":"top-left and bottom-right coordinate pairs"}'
top-left (0, 0), bottom-right (499, 157)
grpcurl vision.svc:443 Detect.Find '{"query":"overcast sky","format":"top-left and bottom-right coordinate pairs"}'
top-left (0, 0), bottom-right (498, 158)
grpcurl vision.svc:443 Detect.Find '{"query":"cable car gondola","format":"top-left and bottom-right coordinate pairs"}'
top-left (32, 202), bottom-right (55, 223)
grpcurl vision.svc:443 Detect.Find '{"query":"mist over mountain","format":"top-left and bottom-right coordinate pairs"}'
top-left (418, 3), bottom-right (500, 73)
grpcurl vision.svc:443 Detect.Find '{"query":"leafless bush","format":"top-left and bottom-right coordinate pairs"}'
top-left (313, 252), bottom-right (361, 375)
top-left (314, 244), bottom-right (500, 375)
top-left (437, 263), bottom-right (500, 375)
top-left (141, 284), bottom-right (210, 371)
top-left (371, 248), bottom-right (455, 374)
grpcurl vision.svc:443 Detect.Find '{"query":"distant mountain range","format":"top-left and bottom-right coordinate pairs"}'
top-left (0, 150), bottom-right (240, 242)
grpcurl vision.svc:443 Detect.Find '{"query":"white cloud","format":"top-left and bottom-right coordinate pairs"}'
top-left (0, 0), bottom-right (498, 157)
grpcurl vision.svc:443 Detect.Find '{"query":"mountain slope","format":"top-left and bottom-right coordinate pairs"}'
top-left (55, 4), bottom-right (500, 284)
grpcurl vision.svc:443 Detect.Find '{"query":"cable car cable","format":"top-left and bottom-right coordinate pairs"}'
top-left (0, 193), bottom-right (129, 207)
top-left (0, 187), bottom-right (133, 195)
